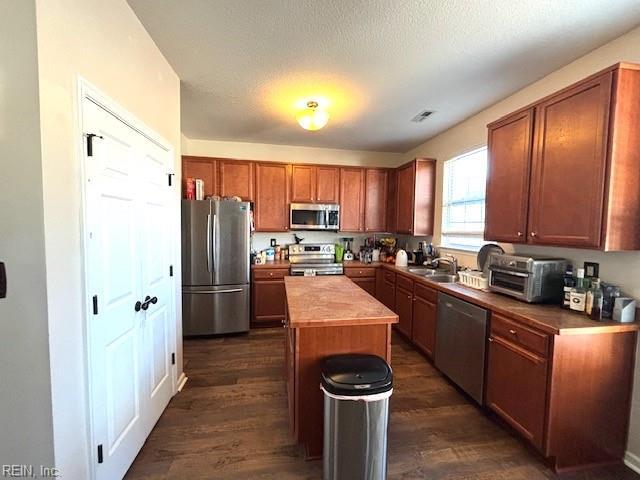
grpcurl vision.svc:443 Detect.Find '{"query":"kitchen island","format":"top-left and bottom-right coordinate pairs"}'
top-left (284, 275), bottom-right (398, 459)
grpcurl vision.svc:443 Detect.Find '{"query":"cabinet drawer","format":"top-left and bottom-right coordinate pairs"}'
top-left (253, 268), bottom-right (288, 280)
top-left (414, 283), bottom-right (437, 303)
top-left (396, 274), bottom-right (414, 292)
top-left (344, 267), bottom-right (376, 278)
top-left (491, 313), bottom-right (549, 357)
top-left (383, 270), bottom-right (396, 284)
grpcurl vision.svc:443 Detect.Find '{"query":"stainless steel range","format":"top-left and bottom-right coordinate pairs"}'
top-left (289, 243), bottom-right (343, 276)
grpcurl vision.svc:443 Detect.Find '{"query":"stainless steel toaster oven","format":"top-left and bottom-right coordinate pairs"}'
top-left (488, 253), bottom-right (567, 303)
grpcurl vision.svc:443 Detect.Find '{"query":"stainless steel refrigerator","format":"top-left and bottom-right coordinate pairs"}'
top-left (181, 199), bottom-right (250, 335)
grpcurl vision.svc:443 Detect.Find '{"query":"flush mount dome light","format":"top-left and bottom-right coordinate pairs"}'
top-left (296, 100), bottom-right (329, 131)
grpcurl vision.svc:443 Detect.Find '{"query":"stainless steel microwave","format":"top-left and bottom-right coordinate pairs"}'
top-left (289, 203), bottom-right (340, 231)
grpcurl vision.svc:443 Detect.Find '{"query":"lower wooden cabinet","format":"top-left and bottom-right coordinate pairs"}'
top-left (395, 285), bottom-right (413, 338)
top-left (251, 267), bottom-right (289, 327)
top-left (486, 334), bottom-right (548, 449)
top-left (376, 269), bottom-right (396, 310)
top-left (345, 266), bottom-right (376, 296)
top-left (411, 284), bottom-right (437, 358)
top-left (351, 278), bottom-right (375, 296)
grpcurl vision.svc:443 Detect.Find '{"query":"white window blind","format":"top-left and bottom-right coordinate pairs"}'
top-left (441, 147), bottom-right (488, 251)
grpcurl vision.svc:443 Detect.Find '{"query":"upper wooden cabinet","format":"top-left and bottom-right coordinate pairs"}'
top-left (254, 162), bottom-right (290, 232)
top-left (339, 167), bottom-right (366, 232)
top-left (386, 169), bottom-right (397, 233)
top-left (485, 63), bottom-right (640, 251)
top-left (485, 110), bottom-right (533, 243)
top-left (364, 168), bottom-right (388, 232)
top-left (395, 159), bottom-right (436, 235)
top-left (219, 159), bottom-right (254, 201)
top-left (290, 165), bottom-right (340, 203)
top-left (182, 156), bottom-right (218, 198)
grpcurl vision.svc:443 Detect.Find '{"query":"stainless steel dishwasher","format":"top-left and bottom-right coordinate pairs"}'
top-left (435, 293), bottom-right (488, 404)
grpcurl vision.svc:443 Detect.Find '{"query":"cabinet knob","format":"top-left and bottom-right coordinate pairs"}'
top-left (488, 337), bottom-right (494, 342)
top-left (509, 329), bottom-right (517, 335)
top-left (530, 232), bottom-right (537, 237)
top-left (517, 231), bottom-right (523, 237)
top-left (269, 272), bottom-right (273, 276)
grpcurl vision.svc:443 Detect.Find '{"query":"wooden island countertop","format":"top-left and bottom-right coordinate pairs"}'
top-left (284, 276), bottom-right (398, 328)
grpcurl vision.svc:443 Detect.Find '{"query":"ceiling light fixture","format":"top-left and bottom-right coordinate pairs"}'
top-left (296, 100), bottom-right (329, 131)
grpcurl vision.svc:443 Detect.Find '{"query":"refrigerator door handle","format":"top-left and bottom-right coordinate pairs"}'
top-left (188, 289), bottom-right (243, 295)
top-left (206, 213), bottom-right (212, 272)
top-left (212, 213), bottom-right (217, 275)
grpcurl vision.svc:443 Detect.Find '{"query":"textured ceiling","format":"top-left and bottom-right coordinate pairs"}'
top-left (128, 0), bottom-right (640, 153)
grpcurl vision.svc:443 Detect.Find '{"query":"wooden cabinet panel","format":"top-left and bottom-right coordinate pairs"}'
top-left (412, 295), bottom-right (436, 358)
top-left (376, 269), bottom-right (395, 311)
top-left (395, 286), bottom-right (413, 338)
top-left (344, 267), bottom-right (376, 278)
top-left (253, 268), bottom-right (289, 280)
top-left (252, 279), bottom-right (286, 326)
top-left (364, 168), bottom-right (388, 232)
top-left (285, 327), bottom-right (296, 436)
top-left (290, 165), bottom-right (316, 203)
top-left (528, 72), bottom-right (612, 248)
top-left (339, 167), bottom-right (365, 232)
top-left (351, 277), bottom-right (375, 296)
top-left (219, 159), bottom-right (255, 201)
top-left (491, 313), bottom-right (549, 357)
top-left (396, 162), bottom-right (415, 234)
top-left (315, 166), bottom-right (340, 203)
top-left (485, 109), bottom-right (533, 243)
top-left (486, 335), bottom-right (548, 449)
top-left (254, 163), bottom-right (290, 232)
top-left (182, 156), bottom-right (217, 198)
top-left (386, 169), bottom-right (397, 233)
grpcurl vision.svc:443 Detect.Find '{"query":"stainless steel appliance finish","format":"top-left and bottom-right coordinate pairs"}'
top-left (181, 199), bottom-right (250, 335)
top-left (488, 253), bottom-right (567, 303)
top-left (288, 243), bottom-right (343, 276)
top-left (290, 203), bottom-right (339, 231)
top-left (435, 293), bottom-right (488, 404)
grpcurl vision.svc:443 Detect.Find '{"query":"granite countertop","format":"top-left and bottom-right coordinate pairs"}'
top-left (284, 276), bottom-right (398, 328)
top-left (380, 263), bottom-right (640, 336)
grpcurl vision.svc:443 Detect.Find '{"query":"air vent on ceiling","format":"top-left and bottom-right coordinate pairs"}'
top-left (411, 110), bottom-right (435, 123)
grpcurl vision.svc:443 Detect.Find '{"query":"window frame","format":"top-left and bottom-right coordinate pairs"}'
top-left (440, 146), bottom-right (488, 252)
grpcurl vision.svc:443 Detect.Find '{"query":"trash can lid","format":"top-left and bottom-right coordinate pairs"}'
top-left (321, 354), bottom-right (392, 396)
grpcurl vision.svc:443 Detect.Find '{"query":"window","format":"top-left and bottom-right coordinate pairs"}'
top-left (441, 147), bottom-right (488, 251)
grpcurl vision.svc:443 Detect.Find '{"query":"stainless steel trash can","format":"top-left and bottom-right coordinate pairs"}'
top-left (321, 354), bottom-right (393, 480)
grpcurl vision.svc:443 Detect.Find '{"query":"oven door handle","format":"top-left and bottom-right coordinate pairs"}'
top-left (489, 267), bottom-right (529, 278)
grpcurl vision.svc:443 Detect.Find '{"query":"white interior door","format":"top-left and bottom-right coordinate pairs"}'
top-left (83, 97), bottom-right (175, 480)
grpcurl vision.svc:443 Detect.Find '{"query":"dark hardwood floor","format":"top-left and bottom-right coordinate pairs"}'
top-left (126, 328), bottom-right (639, 479)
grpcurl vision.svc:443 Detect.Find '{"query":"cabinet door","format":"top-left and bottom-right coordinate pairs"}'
top-left (351, 277), bottom-right (376, 296)
top-left (182, 156), bottom-right (217, 198)
top-left (485, 109), bottom-right (533, 243)
top-left (290, 165), bottom-right (316, 203)
top-left (315, 166), bottom-right (340, 203)
top-left (339, 167), bottom-right (365, 232)
top-left (219, 159), bottom-right (255, 201)
top-left (486, 335), bottom-right (548, 449)
top-left (364, 169), bottom-right (388, 232)
top-left (254, 163), bottom-right (290, 232)
top-left (396, 162), bottom-right (415, 234)
top-left (394, 287), bottom-right (413, 338)
top-left (386, 169), bottom-right (397, 233)
top-left (528, 72), bottom-right (612, 248)
top-left (252, 279), bottom-right (286, 325)
top-left (412, 296), bottom-right (436, 358)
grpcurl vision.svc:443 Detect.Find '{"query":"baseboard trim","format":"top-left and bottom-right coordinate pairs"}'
top-left (625, 451), bottom-right (640, 474)
top-left (177, 372), bottom-right (188, 392)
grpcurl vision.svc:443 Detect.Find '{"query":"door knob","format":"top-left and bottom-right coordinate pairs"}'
top-left (140, 296), bottom-right (158, 311)
top-left (135, 301), bottom-right (142, 312)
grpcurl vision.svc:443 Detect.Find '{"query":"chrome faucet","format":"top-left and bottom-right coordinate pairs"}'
top-left (426, 254), bottom-right (458, 275)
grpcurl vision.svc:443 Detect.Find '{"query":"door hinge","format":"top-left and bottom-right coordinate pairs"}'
top-left (167, 173), bottom-right (174, 186)
top-left (85, 133), bottom-right (103, 157)
top-left (171, 353), bottom-right (176, 365)
top-left (92, 295), bottom-right (99, 315)
top-left (169, 265), bottom-right (174, 277)
top-left (97, 444), bottom-right (103, 464)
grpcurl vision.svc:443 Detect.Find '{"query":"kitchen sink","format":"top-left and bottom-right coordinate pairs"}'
top-left (408, 267), bottom-right (438, 275)
top-left (426, 274), bottom-right (458, 283)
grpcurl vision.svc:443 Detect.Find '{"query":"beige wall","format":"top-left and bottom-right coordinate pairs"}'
top-left (34, 0), bottom-right (181, 477)
top-left (0, 0), bottom-right (55, 467)
top-left (182, 135), bottom-right (402, 167)
top-left (404, 25), bottom-right (640, 468)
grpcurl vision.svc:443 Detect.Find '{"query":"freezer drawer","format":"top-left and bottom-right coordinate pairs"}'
top-left (182, 285), bottom-right (249, 335)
